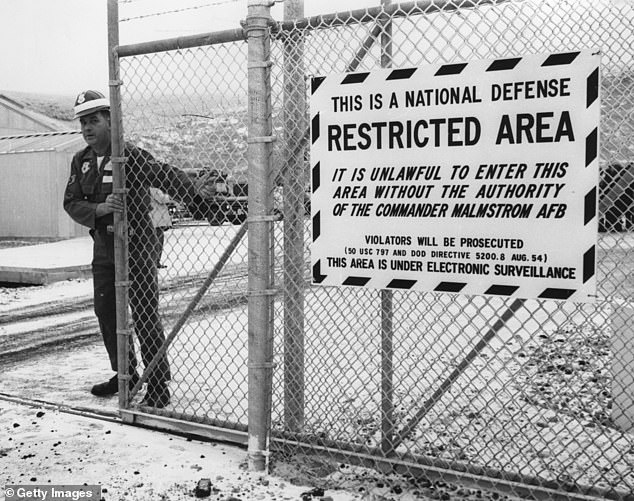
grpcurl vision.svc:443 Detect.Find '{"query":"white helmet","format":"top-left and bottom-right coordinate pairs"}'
top-left (73, 90), bottom-right (110, 119)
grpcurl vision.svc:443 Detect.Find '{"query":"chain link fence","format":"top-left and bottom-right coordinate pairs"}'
top-left (113, 0), bottom-right (634, 498)
top-left (116, 36), bottom-right (251, 439)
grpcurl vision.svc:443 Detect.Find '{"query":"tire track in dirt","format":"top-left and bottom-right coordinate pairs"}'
top-left (0, 264), bottom-right (250, 362)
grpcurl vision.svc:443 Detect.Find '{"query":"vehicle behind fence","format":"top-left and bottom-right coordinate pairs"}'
top-left (111, 0), bottom-right (634, 499)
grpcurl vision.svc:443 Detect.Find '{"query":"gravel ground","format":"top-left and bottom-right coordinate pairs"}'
top-left (515, 325), bottom-right (612, 426)
top-left (1, 399), bottom-right (323, 501)
top-left (1, 395), bottom-right (528, 501)
top-left (0, 335), bottom-right (528, 501)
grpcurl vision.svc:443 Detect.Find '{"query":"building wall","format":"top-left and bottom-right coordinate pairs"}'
top-left (0, 151), bottom-right (88, 239)
top-left (0, 105), bottom-right (55, 136)
top-left (52, 152), bottom-right (90, 239)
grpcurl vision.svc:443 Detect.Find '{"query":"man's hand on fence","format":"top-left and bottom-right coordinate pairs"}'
top-left (96, 193), bottom-right (124, 217)
top-left (197, 183), bottom-right (217, 199)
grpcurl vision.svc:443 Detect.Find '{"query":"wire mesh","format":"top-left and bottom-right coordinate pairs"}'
top-left (118, 40), bottom-right (250, 429)
top-left (114, 0), bottom-right (634, 498)
top-left (268, 0), bottom-right (634, 499)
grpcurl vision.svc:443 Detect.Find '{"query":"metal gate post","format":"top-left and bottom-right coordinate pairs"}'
top-left (246, 0), bottom-right (275, 472)
top-left (107, 0), bottom-right (132, 416)
top-left (282, 0), bottom-right (306, 433)
top-left (379, 0), bottom-right (395, 455)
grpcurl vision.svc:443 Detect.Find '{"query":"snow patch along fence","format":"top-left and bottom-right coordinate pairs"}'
top-left (107, 0), bottom-right (634, 499)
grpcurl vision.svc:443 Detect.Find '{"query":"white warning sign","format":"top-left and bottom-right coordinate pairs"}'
top-left (310, 50), bottom-right (600, 302)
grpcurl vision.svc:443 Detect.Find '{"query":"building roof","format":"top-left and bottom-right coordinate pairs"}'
top-left (0, 131), bottom-right (84, 155)
top-left (0, 94), bottom-right (75, 132)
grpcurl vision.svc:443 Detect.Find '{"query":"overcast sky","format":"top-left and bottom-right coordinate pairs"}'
top-left (1, 0), bottom-right (630, 98)
top-left (0, 0), bottom-right (377, 97)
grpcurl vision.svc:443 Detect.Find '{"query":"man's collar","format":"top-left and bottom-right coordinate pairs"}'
top-left (91, 146), bottom-right (112, 157)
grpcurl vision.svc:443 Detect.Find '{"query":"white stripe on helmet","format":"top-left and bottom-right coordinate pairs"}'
top-left (74, 98), bottom-right (110, 117)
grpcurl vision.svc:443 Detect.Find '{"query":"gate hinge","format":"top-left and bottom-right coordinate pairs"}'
top-left (247, 135), bottom-right (276, 143)
top-left (247, 288), bottom-right (278, 296)
top-left (247, 213), bottom-right (282, 223)
top-left (248, 362), bottom-right (277, 369)
top-left (248, 60), bottom-right (273, 69)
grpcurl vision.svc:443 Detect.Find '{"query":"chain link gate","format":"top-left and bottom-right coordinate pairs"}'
top-left (108, 5), bottom-right (253, 443)
top-left (107, 0), bottom-right (634, 499)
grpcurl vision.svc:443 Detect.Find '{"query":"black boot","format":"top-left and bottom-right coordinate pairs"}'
top-left (140, 381), bottom-right (170, 408)
top-left (91, 374), bottom-right (118, 396)
top-left (91, 372), bottom-right (140, 397)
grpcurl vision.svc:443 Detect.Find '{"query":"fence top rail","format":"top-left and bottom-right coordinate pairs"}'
top-left (273, 0), bottom-right (506, 33)
top-left (116, 0), bottom-right (507, 57)
top-left (116, 27), bottom-right (246, 58)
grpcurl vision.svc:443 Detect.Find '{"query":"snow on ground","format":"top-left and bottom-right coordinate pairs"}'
top-left (3, 230), bottom-right (634, 499)
top-left (2, 391), bottom-right (532, 501)
top-left (0, 234), bottom-right (501, 501)
top-left (0, 327), bottom-right (375, 501)
top-left (0, 278), bottom-right (92, 313)
top-left (1, 398), bottom-right (358, 501)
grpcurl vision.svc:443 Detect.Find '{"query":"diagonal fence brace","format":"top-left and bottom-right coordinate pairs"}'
top-left (390, 298), bottom-right (526, 451)
top-left (129, 222), bottom-right (249, 399)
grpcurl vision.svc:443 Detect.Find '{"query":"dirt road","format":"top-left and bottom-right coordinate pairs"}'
top-left (0, 263), bottom-right (248, 362)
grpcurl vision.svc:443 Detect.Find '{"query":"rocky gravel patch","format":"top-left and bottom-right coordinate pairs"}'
top-left (515, 325), bottom-right (613, 426)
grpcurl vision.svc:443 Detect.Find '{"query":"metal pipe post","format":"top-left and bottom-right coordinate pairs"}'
top-left (379, 0), bottom-right (394, 455)
top-left (117, 28), bottom-right (246, 57)
top-left (107, 0), bottom-right (132, 415)
top-left (246, 0), bottom-right (275, 472)
top-left (282, 0), bottom-right (306, 433)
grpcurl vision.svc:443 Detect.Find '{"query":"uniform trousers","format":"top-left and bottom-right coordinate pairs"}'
top-left (92, 228), bottom-right (170, 384)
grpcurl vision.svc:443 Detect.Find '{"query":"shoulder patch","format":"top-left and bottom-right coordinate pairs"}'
top-left (81, 162), bottom-right (91, 174)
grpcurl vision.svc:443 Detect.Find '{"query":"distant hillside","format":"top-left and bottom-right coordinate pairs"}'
top-left (4, 68), bottom-right (631, 166)
top-left (2, 90), bottom-right (76, 123)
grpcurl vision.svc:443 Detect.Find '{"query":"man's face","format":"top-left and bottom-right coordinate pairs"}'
top-left (79, 111), bottom-right (111, 153)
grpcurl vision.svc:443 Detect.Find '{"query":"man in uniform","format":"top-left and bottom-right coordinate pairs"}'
top-left (64, 90), bottom-right (213, 408)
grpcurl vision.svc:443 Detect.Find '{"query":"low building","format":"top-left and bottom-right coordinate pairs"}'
top-left (0, 131), bottom-right (88, 239)
top-left (0, 93), bottom-right (72, 136)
